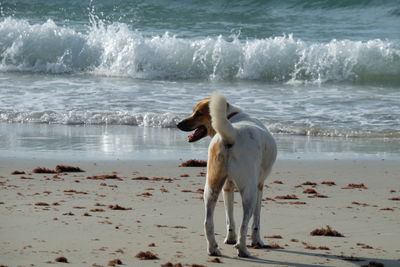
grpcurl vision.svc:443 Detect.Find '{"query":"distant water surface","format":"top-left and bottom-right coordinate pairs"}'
top-left (0, 0), bottom-right (399, 141)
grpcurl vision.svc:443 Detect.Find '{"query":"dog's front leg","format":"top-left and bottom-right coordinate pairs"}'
top-left (204, 185), bottom-right (222, 256)
top-left (204, 139), bottom-right (227, 256)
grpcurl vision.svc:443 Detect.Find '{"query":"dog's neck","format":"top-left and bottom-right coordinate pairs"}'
top-left (227, 103), bottom-right (241, 118)
top-left (227, 111), bottom-right (239, 120)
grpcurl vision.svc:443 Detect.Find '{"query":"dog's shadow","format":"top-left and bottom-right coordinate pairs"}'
top-left (218, 248), bottom-right (397, 267)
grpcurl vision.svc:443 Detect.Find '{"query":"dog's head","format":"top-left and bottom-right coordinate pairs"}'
top-left (177, 98), bottom-right (216, 142)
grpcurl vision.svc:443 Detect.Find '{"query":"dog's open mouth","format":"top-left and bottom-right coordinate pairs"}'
top-left (188, 126), bottom-right (207, 142)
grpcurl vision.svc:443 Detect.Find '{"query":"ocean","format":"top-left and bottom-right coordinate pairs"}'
top-left (0, 0), bottom-right (399, 160)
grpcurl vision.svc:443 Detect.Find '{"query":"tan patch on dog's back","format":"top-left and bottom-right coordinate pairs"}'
top-left (207, 140), bottom-right (227, 190)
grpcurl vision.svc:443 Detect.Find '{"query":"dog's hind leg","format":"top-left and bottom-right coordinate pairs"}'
top-left (234, 182), bottom-right (257, 257)
top-left (251, 181), bottom-right (265, 247)
top-left (223, 179), bottom-right (237, 245)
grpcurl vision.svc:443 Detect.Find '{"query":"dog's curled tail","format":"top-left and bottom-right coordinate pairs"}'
top-left (210, 92), bottom-right (236, 145)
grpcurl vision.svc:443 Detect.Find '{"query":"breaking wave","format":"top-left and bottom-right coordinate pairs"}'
top-left (1, 17), bottom-right (400, 83)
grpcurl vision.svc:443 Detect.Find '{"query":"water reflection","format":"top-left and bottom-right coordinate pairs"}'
top-left (0, 123), bottom-right (399, 160)
top-left (0, 123), bottom-right (207, 160)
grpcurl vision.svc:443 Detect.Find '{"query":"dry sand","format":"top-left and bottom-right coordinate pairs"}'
top-left (0, 158), bottom-right (399, 267)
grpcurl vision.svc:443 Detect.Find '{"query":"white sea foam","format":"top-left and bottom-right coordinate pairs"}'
top-left (0, 18), bottom-right (98, 73)
top-left (1, 109), bottom-right (398, 138)
top-left (0, 110), bottom-right (180, 128)
top-left (1, 18), bottom-right (399, 83)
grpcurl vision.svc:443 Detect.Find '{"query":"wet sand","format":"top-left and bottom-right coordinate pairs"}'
top-left (0, 158), bottom-right (399, 266)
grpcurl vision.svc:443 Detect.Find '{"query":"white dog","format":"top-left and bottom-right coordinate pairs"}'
top-left (177, 92), bottom-right (277, 257)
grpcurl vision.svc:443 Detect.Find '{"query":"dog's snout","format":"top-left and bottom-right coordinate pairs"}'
top-left (177, 118), bottom-right (197, 132)
top-left (177, 120), bottom-right (185, 131)
top-left (177, 119), bottom-right (192, 131)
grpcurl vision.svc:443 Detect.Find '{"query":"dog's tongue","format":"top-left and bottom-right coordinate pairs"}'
top-left (188, 126), bottom-right (206, 142)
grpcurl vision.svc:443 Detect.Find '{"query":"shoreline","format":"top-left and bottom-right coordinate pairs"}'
top-left (1, 123), bottom-right (400, 161)
top-left (1, 158), bottom-right (399, 266)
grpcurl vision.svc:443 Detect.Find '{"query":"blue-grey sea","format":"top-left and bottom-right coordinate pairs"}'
top-left (0, 0), bottom-right (399, 160)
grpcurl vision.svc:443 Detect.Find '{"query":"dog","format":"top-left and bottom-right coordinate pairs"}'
top-left (177, 92), bottom-right (277, 257)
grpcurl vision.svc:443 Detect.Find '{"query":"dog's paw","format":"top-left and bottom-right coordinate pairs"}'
top-left (224, 238), bottom-right (237, 245)
top-left (234, 243), bottom-right (251, 258)
top-left (251, 239), bottom-right (265, 248)
top-left (207, 243), bottom-right (222, 256)
top-left (208, 247), bottom-right (222, 256)
top-left (224, 233), bottom-right (237, 245)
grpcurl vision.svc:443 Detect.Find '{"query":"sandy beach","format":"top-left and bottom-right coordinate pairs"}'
top-left (1, 157), bottom-right (399, 267)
